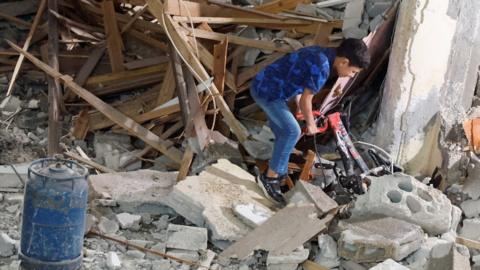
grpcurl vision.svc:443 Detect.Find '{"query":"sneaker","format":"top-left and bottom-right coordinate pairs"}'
top-left (256, 172), bottom-right (287, 206)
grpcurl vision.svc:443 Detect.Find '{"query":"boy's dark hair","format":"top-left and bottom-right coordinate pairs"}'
top-left (336, 38), bottom-right (370, 69)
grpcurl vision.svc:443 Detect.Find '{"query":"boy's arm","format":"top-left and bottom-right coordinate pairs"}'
top-left (299, 88), bottom-right (317, 135)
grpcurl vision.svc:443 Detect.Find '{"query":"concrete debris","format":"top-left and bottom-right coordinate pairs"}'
top-left (106, 251), bottom-right (122, 270)
top-left (459, 218), bottom-right (480, 240)
top-left (343, 0), bottom-right (365, 31)
top-left (116, 213), bottom-right (142, 230)
top-left (0, 163), bottom-right (28, 188)
top-left (166, 224), bottom-right (208, 251)
top-left (232, 202), bottom-right (273, 227)
top-left (267, 246), bottom-right (309, 270)
top-left (315, 234), bottom-right (340, 268)
top-left (365, 0), bottom-right (392, 17)
top-left (125, 250), bottom-right (145, 259)
top-left (98, 217), bottom-right (120, 235)
top-left (286, 180), bottom-right (338, 215)
top-left (88, 170), bottom-right (177, 215)
top-left (461, 199), bottom-right (480, 218)
top-left (428, 242), bottom-right (471, 270)
top-left (369, 259), bottom-right (409, 270)
top-left (0, 95), bottom-right (21, 113)
top-left (199, 250), bottom-right (217, 269)
top-left (166, 249), bottom-right (200, 262)
top-left (241, 48), bottom-right (261, 67)
top-left (0, 233), bottom-right (16, 258)
top-left (341, 260), bottom-right (368, 270)
top-left (316, 0), bottom-right (352, 8)
top-left (337, 217), bottom-right (424, 263)
top-left (351, 174), bottom-right (454, 235)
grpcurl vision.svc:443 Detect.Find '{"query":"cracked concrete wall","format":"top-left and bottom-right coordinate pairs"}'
top-left (374, 0), bottom-right (480, 178)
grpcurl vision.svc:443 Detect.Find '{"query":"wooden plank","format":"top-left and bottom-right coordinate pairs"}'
top-left (148, 0), bottom-right (250, 143)
top-left (102, 0), bottom-right (125, 72)
top-left (456, 237), bottom-right (480, 250)
top-left (186, 28), bottom-right (293, 53)
top-left (126, 29), bottom-right (168, 51)
top-left (300, 150), bottom-right (316, 181)
top-left (255, 0), bottom-right (311, 14)
top-left (170, 47), bottom-right (192, 134)
top-left (89, 73), bottom-right (164, 96)
top-left (6, 0), bottom-right (47, 96)
top-left (65, 151), bottom-right (116, 174)
top-left (120, 3), bottom-right (149, 34)
top-left (7, 40), bottom-right (183, 164)
top-left (85, 63), bottom-right (167, 87)
top-left (220, 205), bottom-right (333, 259)
top-left (0, 11), bottom-right (32, 28)
top-left (72, 108), bottom-right (90, 139)
top-left (124, 56), bottom-right (169, 70)
top-left (172, 16), bottom-right (309, 25)
top-left (302, 260), bottom-right (330, 270)
top-left (65, 46), bottom-right (106, 101)
top-left (177, 146), bottom-right (194, 181)
top-left (213, 37), bottom-right (228, 95)
top-left (155, 63), bottom-right (176, 106)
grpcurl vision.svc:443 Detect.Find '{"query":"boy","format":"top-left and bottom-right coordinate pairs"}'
top-left (251, 38), bottom-right (370, 204)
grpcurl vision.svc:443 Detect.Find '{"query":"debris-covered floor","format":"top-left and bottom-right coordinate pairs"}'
top-left (1, 0), bottom-right (480, 269)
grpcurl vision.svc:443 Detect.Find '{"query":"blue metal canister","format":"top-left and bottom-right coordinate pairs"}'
top-left (19, 158), bottom-right (88, 270)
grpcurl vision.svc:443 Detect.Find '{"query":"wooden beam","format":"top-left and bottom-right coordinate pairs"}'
top-left (102, 0), bottom-right (125, 72)
top-left (456, 237), bottom-right (480, 250)
top-left (299, 150), bottom-right (316, 181)
top-left (148, 0), bottom-right (250, 143)
top-left (213, 37), bottom-right (228, 95)
top-left (65, 151), bottom-right (116, 174)
top-left (85, 63), bottom-right (167, 87)
top-left (155, 63), bottom-right (176, 106)
top-left (172, 16), bottom-right (309, 26)
top-left (170, 47), bottom-right (192, 134)
top-left (255, 0), bottom-right (311, 14)
top-left (120, 3), bottom-right (149, 34)
top-left (186, 28), bottom-right (293, 53)
top-left (72, 108), bottom-right (90, 140)
top-left (65, 46), bottom-right (106, 101)
top-left (6, 0), bottom-right (47, 96)
top-left (126, 29), bottom-right (168, 51)
top-left (124, 56), bottom-right (169, 70)
top-left (177, 146), bottom-right (194, 181)
top-left (7, 40), bottom-right (183, 164)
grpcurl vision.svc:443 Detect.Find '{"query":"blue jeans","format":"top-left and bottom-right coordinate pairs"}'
top-left (251, 89), bottom-right (301, 175)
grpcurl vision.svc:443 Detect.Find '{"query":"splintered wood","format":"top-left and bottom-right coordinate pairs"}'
top-left (2, 0), bottom-right (345, 175)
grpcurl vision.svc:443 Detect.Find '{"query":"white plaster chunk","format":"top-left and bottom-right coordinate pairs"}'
top-left (369, 259), bottom-right (409, 270)
top-left (351, 174), bottom-right (454, 235)
top-left (116, 213), bottom-right (142, 230)
top-left (98, 217), bottom-right (119, 235)
top-left (460, 218), bottom-right (480, 241)
top-left (315, 234), bottom-right (340, 268)
top-left (460, 199), bottom-right (480, 218)
top-left (343, 0), bottom-right (365, 31)
top-left (106, 251), bottom-right (122, 270)
top-left (233, 202), bottom-right (273, 227)
top-left (0, 233), bottom-right (16, 257)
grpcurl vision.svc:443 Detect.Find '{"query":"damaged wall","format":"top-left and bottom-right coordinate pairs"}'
top-left (374, 0), bottom-right (480, 179)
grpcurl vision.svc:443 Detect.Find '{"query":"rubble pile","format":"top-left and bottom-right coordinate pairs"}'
top-left (1, 0), bottom-right (480, 270)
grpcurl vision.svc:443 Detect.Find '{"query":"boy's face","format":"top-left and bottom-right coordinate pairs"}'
top-left (334, 57), bottom-right (362, 78)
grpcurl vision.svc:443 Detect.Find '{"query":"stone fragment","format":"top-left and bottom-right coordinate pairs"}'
top-left (27, 99), bottom-right (39, 109)
top-left (232, 202), bottom-right (273, 227)
top-left (199, 250), bottom-right (216, 269)
top-left (428, 242), bottom-right (471, 270)
top-left (286, 180), bottom-right (337, 215)
top-left (146, 243), bottom-right (167, 260)
top-left (85, 214), bottom-right (98, 235)
top-left (153, 215), bottom-right (170, 231)
top-left (166, 249), bottom-right (199, 262)
top-left (343, 0), bottom-right (365, 33)
top-left (366, 0), bottom-right (392, 18)
top-left (406, 237), bottom-right (448, 270)
top-left (338, 217), bottom-right (423, 263)
top-left (98, 217), bottom-right (119, 235)
top-left (460, 218), bottom-right (480, 240)
top-left (316, 0), bottom-right (351, 8)
top-left (126, 250), bottom-right (145, 259)
top-left (106, 251), bottom-right (122, 270)
top-left (315, 234), bottom-right (340, 268)
top-left (116, 213), bottom-right (142, 230)
top-left (267, 246), bottom-right (309, 270)
top-left (0, 96), bottom-right (21, 113)
top-left (341, 260), bottom-right (367, 270)
top-left (369, 259), bottom-right (409, 270)
top-left (0, 233), bottom-right (16, 257)
top-left (460, 199), bottom-right (480, 218)
top-left (351, 174), bottom-right (454, 235)
top-left (166, 224), bottom-right (208, 251)
top-left (151, 259), bottom-right (171, 270)
top-left (88, 170), bottom-right (177, 215)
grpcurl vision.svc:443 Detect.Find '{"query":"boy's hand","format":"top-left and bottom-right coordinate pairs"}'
top-left (306, 123), bottom-right (318, 135)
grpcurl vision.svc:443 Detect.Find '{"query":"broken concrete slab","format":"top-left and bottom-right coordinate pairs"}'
top-left (460, 199), bottom-right (480, 218)
top-left (286, 180), bottom-right (337, 215)
top-left (166, 224), bottom-right (208, 251)
top-left (351, 174), bottom-right (454, 235)
top-left (0, 163), bottom-right (28, 188)
top-left (0, 233), bottom-right (16, 257)
top-left (343, 0), bottom-right (365, 31)
top-left (267, 246), bottom-right (309, 270)
top-left (337, 216), bottom-right (424, 263)
top-left (369, 259), bottom-right (409, 270)
top-left (428, 242), bottom-right (471, 270)
top-left (460, 218), bottom-right (480, 240)
top-left (232, 202), bottom-right (273, 228)
top-left (116, 213), bottom-right (142, 230)
top-left (315, 234), bottom-right (340, 268)
top-left (406, 237), bottom-right (448, 270)
top-left (88, 170), bottom-right (177, 215)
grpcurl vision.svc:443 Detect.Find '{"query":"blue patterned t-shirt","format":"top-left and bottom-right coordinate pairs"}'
top-left (251, 46), bottom-right (336, 101)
